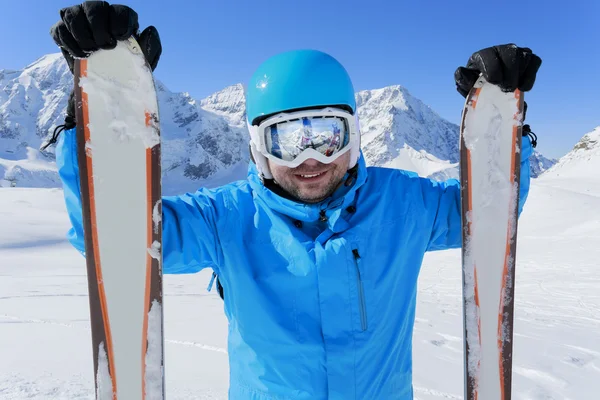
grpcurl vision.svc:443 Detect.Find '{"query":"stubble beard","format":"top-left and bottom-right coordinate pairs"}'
top-left (275, 164), bottom-right (347, 204)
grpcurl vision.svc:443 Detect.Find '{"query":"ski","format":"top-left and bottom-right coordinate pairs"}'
top-left (460, 76), bottom-right (524, 400)
top-left (74, 37), bottom-right (164, 399)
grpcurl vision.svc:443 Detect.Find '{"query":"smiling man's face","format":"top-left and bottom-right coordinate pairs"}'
top-left (268, 152), bottom-right (351, 204)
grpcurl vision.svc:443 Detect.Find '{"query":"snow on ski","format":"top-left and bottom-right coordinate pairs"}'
top-left (74, 37), bottom-right (164, 399)
top-left (460, 76), bottom-right (523, 400)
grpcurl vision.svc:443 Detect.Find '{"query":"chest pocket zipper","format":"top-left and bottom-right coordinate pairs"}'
top-left (352, 249), bottom-right (368, 331)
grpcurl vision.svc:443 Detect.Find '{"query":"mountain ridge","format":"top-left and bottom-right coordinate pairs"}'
top-left (0, 53), bottom-right (558, 192)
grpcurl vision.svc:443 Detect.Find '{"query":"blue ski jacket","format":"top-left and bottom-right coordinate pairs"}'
top-left (56, 127), bottom-right (532, 399)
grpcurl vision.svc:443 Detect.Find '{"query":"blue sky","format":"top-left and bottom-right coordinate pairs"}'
top-left (1, 0), bottom-right (598, 159)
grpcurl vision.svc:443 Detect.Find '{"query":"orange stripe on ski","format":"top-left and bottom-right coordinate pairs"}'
top-left (470, 87), bottom-right (482, 110)
top-left (497, 89), bottom-right (521, 399)
top-left (81, 58), bottom-right (118, 399)
top-left (142, 110), bottom-right (154, 399)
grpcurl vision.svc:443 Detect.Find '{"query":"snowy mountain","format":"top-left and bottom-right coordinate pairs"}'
top-left (0, 54), bottom-right (70, 149)
top-left (0, 54), bottom-right (70, 188)
top-left (529, 150), bottom-right (557, 178)
top-left (0, 53), bottom-right (557, 192)
top-left (0, 55), bottom-right (248, 194)
top-left (356, 85), bottom-right (460, 177)
top-left (152, 82), bottom-right (248, 194)
top-left (538, 126), bottom-right (600, 195)
top-left (199, 83), bottom-right (247, 128)
top-left (1, 56), bottom-right (598, 400)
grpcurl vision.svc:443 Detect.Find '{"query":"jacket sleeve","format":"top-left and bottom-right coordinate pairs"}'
top-left (424, 135), bottom-right (533, 251)
top-left (55, 127), bottom-right (223, 275)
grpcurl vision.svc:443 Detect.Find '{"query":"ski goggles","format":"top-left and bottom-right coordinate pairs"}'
top-left (250, 108), bottom-right (359, 168)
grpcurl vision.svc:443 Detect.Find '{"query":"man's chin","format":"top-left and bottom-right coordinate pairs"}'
top-left (297, 193), bottom-right (327, 204)
top-left (295, 185), bottom-right (335, 204)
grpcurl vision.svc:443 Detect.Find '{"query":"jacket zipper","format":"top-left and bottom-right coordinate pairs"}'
top-left (352, 249), bottom-right (368, 331)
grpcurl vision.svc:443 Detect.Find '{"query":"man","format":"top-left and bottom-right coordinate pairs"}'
top-left (50, 2), bottom-right (541, 399)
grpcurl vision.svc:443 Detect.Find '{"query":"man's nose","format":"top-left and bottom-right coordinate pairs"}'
top-left (300, 158), bottom-right (320, 168)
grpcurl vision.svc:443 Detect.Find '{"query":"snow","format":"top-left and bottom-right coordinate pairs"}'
top-left (414, 177), bottom-right (600, 400)
top-left (0, 147), bottom-right (60, 188)
top-left (145, 300), bottom-right (164, 400)
top-left (1, 55), bottom-right (248, 192)
top-left (537, 126), bottom-right (600, 195)
top-left (153, 200), bottom-right (162, 234)
top-left (1, 150), bottom-right (599, 399)
top-left (96, 342), bottom-right (113, 400)
top-left (0, 189), bottom-right (229, 400)
top-left (79, 39), bottom-right (160, 150)
top-left (0, 52), bottom-right (592, 399)
top-left (0, 53), bottom-right (71, 160)
top-left (148, 241), bottom-right (161, 260)
top-left (356, 85), bottom-right (460, 171)
top-left (1, 55), bottom-right (555, 192)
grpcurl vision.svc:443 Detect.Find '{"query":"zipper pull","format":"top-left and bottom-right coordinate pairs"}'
top-left (352, 249), bottom-right (360, 260)
top-left (319, 209), bottom-right (328, 222)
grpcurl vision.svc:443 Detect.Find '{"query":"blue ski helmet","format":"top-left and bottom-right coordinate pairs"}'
top-left (246, 49), bottom-right (360, 178)
top-left (246, 49), bottom-right (356, 124)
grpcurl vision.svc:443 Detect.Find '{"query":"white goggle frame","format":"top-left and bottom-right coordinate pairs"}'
top-left (248, 107), bottom-right (360, 169)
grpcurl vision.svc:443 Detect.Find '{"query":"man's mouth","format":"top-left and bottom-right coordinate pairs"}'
top-left (295, 170), bottom-right (328, 181)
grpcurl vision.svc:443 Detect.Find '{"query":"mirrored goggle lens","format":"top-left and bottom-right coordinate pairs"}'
top-left (264, 116), bottom-right (350, 162)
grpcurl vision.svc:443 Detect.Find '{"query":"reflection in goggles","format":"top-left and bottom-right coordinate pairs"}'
top-left (265, 116), bottom-right (350, 162)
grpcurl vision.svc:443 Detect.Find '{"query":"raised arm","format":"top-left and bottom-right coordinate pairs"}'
top-left (424, 135), bottom-right (532, 251)
top-left (55, 127), bottom-right (224, 274)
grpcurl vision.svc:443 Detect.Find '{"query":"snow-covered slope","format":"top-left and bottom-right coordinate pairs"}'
top-left (1, 54), bottom-right (557, 192)
top-left (2, 172), bottom-right (599, 399)
top-left (0, 147), bottom-right (60, 188)
top-left (537, 126), bottom-right (600, 194)
top-left (423, 147), bottom-right (556, 181)
top-left (0, 55), bottom-right (597, 400)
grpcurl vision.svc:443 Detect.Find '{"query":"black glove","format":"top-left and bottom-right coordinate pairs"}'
top-left (454, 44), bottom-right (542, 97)
top-left (50, 1), bottom-right (161, 72)
top-left (43, 1), bottom-right (161, 150)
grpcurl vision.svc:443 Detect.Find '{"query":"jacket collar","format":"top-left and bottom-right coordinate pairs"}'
top-left (247, 153), bottom-right (368, 231)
